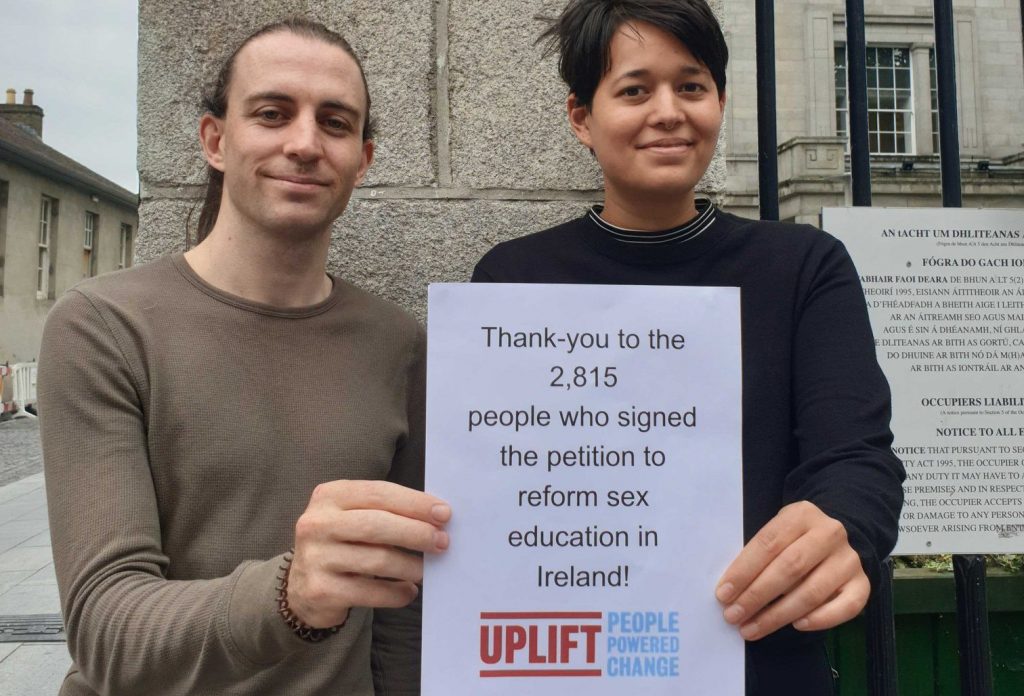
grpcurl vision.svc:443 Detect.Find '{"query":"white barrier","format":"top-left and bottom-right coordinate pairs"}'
top-left (10, 363), bottom-right (38, 419)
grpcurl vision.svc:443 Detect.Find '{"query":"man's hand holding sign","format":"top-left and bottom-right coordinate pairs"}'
top-left (290, 481), bottom-right (451, 629)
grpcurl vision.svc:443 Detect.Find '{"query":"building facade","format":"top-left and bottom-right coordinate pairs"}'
top-left (721, 0), bottom-right (1024, 224)
top-left (0, 89), bottom-right (139, 364)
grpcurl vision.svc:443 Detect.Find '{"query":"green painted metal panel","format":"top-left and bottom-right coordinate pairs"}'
top-left (830, 616), bottom-right (867, 695)
top-left (992, 613), bottom-right (1024, 694)
top-left (828, 570), bottom-right (1023, 695)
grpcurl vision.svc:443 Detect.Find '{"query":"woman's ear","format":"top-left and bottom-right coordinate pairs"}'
top-left (567, 93), bottom-right (594, 151)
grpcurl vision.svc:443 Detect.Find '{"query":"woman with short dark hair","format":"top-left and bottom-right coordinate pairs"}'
top-left (473, 2), bottom-right (904, 693)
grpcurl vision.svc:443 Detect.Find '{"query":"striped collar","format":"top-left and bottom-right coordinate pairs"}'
top-left (587, 199), bottom-right (716, 245)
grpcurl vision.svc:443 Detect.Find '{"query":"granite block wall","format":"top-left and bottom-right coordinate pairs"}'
top-left (138, 0), bottom-right (726, 317)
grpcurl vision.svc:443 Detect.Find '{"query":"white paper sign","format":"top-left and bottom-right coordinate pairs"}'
top-left (422, 283), bottom-right (743, 695)
top-left (823, 207), bottom-right (1024, 554)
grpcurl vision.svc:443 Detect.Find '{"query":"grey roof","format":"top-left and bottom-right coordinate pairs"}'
top-left (0, 116), bottom-right (138, 210)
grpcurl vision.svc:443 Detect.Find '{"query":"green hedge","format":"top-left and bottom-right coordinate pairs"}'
top-left (894, 554), bottom-right (1024, 574)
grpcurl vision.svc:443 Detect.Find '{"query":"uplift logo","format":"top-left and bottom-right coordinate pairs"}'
top-left (478, 612), bottom-right (603, 677)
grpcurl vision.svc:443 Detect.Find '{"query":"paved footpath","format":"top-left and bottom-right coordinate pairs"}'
top-left (0, 419), bottom-right (45, 487)
top-left (0, 419), bottom-right (72, 694)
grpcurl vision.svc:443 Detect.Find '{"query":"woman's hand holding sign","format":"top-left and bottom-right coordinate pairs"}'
top-left (715, 501), bottom-right (870, 641)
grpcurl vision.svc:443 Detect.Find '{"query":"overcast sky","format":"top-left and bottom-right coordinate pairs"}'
top-left (1, 0), bottom-right (139, 193)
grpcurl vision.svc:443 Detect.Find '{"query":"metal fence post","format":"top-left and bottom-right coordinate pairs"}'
top-left (755, 0), bottom-right (779, 221)
top-left (865, 558), bottom-right (899, 696)
top-left (845, 0), bottom-right (871, 206)
top-left (933, 0), bottom-right (962, 207)
top-left (933, 1), bottom-right (994, 692)
top-left (844, 5), bottom-right (897, 688)
top-left (954, 555), bottom-right (995, 695)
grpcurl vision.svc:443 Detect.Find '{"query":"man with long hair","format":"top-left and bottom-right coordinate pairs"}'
top-left (39, 19), bottom-right (447, 695)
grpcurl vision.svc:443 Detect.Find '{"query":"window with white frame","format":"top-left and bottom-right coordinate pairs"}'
top-left (835, 46), bottom-right (849, 145)
top-left (118, 223), bottom-right (133, 269)
top-left (835, 45), bottom-right (916, 155)
top-left (929, 51), bottom-right (939, 153)
top-left (38, 196), bottom-right (56, 298)
top-left (84, 212), bottom-right (98, 278)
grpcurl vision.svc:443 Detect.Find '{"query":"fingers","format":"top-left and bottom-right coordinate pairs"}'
top-left (288, 480), bottom-right (452, 626)
top-left (298, 507), bottom-right (449, 555)
top-left (716, 501), bottom-right (822, 606)
top-left (332, 575), bottom-right (420, 610)
top-left (793, 568), bottom-right (870, 632)
top-left (736, 549), bottom-right (867, 640)
top-left (307, 541), bottom-right (426, 584)
top-left (288, 565), bottom-right (421, 627)
top-left (300, 480), bottom-right (451, 554)
top-left (720, 531), bottom-right (830, 628)
top-left (309, 479), bottom-right (451, 527)
top-left (717, 502), bottom-right (868, 641)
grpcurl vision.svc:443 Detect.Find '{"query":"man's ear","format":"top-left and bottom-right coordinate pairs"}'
top-left (567, 93), bottom-right (593, 151)
top-left (199, 114), bottom-right (226, 173)
top-left (354, 139), bottom-right (375, 187)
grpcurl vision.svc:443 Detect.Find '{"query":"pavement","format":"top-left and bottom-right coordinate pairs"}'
top-left (0, 419), bottom-right (72, 694)
top-left (0, 419), bottom-right (45, 487)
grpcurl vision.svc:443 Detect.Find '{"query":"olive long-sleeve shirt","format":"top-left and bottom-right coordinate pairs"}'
top-left (38, 254), bottom-right (425, 696)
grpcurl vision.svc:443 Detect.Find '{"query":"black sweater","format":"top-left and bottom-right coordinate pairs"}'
top-left (472, 205), bottom-right (905, 695)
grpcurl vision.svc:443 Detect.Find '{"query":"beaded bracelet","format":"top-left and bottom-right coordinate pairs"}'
top-left (275, 549), bottom-right (345, 643)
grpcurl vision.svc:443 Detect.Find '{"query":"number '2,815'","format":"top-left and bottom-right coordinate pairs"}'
top-left (549, 366), bottom-right (618, 389)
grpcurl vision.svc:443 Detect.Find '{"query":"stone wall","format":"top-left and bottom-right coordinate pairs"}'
top-left (137, 0), bottom-right (726, 318)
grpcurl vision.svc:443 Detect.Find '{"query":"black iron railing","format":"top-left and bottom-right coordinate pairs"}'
top-left (754, 2), bottom-right (1000, 694)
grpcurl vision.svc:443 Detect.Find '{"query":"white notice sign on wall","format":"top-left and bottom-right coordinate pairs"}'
top-left (824, 207), bottom-right (1024, 554)
top-left (422, 283), bottom-right (744, 695)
